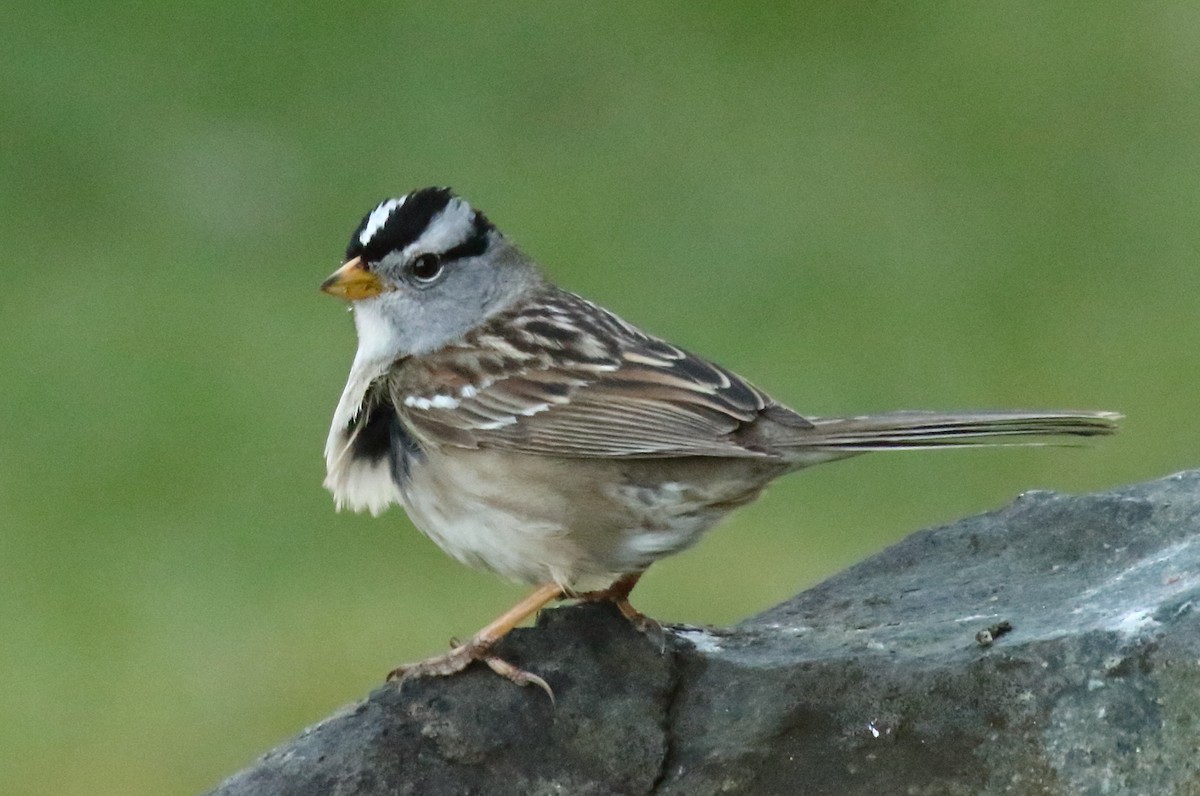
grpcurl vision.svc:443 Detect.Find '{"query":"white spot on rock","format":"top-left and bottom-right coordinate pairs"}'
top-left (677, 628), bottom-right (723, 654)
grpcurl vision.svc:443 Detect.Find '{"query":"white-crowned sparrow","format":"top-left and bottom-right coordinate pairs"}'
top-left (320, 187), bottom-right (1118, 695)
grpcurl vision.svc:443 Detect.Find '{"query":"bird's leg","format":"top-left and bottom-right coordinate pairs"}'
top-left (575, 571), bottom-right (645, 620)
top-left (574, 571), bottom-right (662, 641)
top-left (386, 582), bottom-right (563, 700)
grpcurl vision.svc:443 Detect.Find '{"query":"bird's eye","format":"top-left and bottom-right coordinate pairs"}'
top-left (410, 253), bottom-right (443, 283)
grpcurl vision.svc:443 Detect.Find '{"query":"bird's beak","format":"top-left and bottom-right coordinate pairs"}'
top-left (320, 257), bottom-right (386, 301)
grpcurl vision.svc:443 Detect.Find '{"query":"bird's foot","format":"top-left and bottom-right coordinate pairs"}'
top-left (386, 636), bottom-right (554, 701)
top-left (613, 601), bottom-right (667, 651)
top-left (384, 583), bottom-right (563, 701)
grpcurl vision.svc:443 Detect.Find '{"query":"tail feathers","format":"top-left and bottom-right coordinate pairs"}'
top-left (790, 410), bottom-right (1120, 452)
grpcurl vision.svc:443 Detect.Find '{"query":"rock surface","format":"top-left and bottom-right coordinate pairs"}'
top-left (209, 471), bottom-right (1200, 796)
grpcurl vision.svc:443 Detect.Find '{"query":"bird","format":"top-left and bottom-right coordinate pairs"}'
top-left (320, 186), bottom-right (1118, 696)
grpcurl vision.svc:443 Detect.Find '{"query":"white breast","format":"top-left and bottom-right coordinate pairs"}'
top-left (324, 306), bottom-right (405, 515)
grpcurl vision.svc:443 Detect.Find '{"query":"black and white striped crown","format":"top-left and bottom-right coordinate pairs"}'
top-left (346, 187), bottom-right (495, 264)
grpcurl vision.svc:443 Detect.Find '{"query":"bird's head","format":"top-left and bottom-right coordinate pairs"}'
top-left (321, 187), bottom-right (540, 358)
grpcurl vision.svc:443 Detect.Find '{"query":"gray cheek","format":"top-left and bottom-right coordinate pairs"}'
top-left (372, 253), bottom-right (537, 356)
top-left (412, 294), bottom-right (470, 351)
top-left (476, 279), bottom-right (506, 313)
top-left (381, 286), bottom-right (480, 355)
top-left (412, 268), bottom-right (502, 346)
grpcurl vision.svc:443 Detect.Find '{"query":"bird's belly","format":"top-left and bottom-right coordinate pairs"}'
top-left (400, 449), bottom-right (593, 586)
top-left (400, 449), bottom-right (782, 588)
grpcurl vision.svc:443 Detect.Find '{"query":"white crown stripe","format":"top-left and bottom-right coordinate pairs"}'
top-left (359, 197), bottom-right (405, 247)
top-left (404, 198), bottom-right (476, 257)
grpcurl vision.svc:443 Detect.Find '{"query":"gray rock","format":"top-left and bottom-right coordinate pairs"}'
top-left (209, 471), bottom-right (1200, 796)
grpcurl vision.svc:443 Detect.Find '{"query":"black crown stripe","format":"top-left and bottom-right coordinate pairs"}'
top-left (345, 187), bottom-right (455, 262)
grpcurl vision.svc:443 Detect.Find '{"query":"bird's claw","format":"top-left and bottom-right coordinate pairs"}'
top-left (481, 653), bottom-right (555, 703)
top-left (386, 638), bottom-right (554, 702)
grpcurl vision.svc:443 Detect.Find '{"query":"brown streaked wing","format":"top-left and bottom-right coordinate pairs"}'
top-left (389, 287), bottom-right (798, 459)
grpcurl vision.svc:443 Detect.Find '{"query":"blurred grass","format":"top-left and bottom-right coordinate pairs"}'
top-left (2, 3), bottom-right (1198, 793)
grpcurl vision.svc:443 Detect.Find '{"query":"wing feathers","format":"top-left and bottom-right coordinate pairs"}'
top-left (388, 286), bottom-right (778, 459)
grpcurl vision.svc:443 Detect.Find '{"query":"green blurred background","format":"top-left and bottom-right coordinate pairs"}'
top-left (3, 3), bottom-right (1198, 793)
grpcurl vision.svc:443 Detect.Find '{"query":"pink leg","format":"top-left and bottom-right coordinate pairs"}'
top-left (386, 583), bottom-right (564, 700)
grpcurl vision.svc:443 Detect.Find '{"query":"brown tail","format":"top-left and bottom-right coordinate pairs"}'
top-left (789, 410), bottom-right (1120, 452)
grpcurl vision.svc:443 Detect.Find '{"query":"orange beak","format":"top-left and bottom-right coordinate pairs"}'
top-left (320, 257), bottom-right (386, 301)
